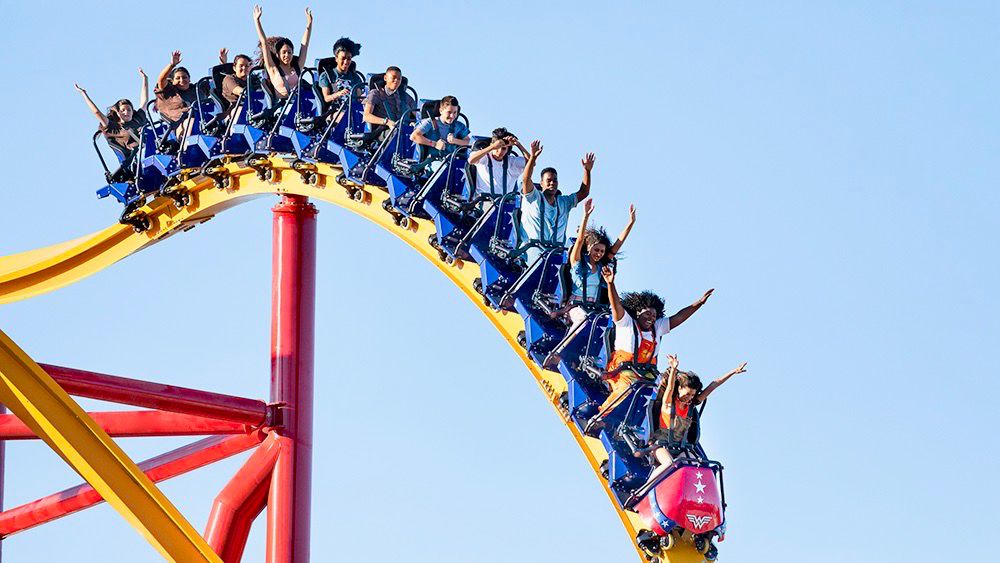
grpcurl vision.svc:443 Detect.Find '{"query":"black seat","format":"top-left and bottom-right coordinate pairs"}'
top-left (313, 58), bottom-right (364, 114)
top-left (210, 62), bottom-right (235, 112)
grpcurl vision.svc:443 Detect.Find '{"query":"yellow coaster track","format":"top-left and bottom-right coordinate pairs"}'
top-left (0, 158), bottom-right (707, 562)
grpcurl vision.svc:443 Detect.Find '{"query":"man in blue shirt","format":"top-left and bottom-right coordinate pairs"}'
top-left (518, 140), bottom-right (595, 265)
top-left (410, 96), bottom-right (471, 160)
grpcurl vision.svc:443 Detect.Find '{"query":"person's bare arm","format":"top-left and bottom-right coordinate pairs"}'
top-left (698, 362), bottom-right (747, 403)
top-left (445, 132), bottom-right (471, 147)
top-left (321, 84), bottom-right (349, 103)
top-left (252, 4), bottom-right (285, 94)
top-left (75, 84), bottom-right (109, 128)
top-left (157, 51), bottom-right (182, 91)
top-left (363, 101), bottom-right (394, 127)
top-left (576, 152), bottom-right (595, 202)
top-left (602, 266), bottom-right (624, 322)
top-left (511, 137), bottom-right (528, 158)
top-left (298, 8), bottom-right (313, 71)
top-left (521, 140), bottom-right (543, 195)
top-left (668, 289), bottom-right (714, 330)
top-left (570, 199), bottom-right (593, 266)
top-left (138, 68), bottom-right (149, 109)
top-left (411, 125), bottom-right (446, 151)
top-left (468, 139), bottom-right (501, 165)
top-left (659, 354), bottom-right (680, 400)
top-left (610, 204), bottom-right (636, 256)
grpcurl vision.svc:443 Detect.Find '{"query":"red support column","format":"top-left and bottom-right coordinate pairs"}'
top-left (266, 195), bottom-right (317, 563)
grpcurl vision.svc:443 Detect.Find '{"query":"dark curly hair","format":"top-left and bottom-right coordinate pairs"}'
top-left (620, 290), bottom-right (665, 320)
top-left (582, 227), bottom-right (613, 266)
top-left (333, 37), bottom-right (361, 57)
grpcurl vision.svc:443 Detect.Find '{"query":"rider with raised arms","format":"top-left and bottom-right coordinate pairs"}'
top-left (590, 267), bottom-right (713, 427)
top-left (518, 141), bottom-right (594, 266)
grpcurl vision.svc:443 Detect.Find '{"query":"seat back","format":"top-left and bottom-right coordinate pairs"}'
top-left (92, 130), bottom-right (130, 184)
top-left (192, 77), bottom-right (222, 132)
top-left (557, 261), bottom-right (573, 306)
top-left (366, 74), bottom-right (416, 118)
top-left (246, 69), bottom-right (279, 129)
top-left (210, 63), bottom-right (235, 112)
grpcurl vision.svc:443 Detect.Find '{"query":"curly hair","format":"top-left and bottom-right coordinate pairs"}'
top-left (620, 290), bottom-right (665, 320)
top-left (333, 37), bottom-right (361, 57)
top-left (256, 36), bottom-right (293, 69)
top-left (582, 227), bottom-right (613, 266)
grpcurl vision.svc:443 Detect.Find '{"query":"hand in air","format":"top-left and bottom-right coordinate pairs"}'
top-left (74, 83), bottom-right (86, 94)
top-left (171, 50), bottom-right (182, 66)
top-left (304, 7), bottom-right (313, 25)
top-left (529, 140), bottom-right (543, 159)
top-left (667, 354), bottom-right (679, 370)
top-left (583, 198), bottom-right (594, 216)
top-left (581, 152), bottom-right (596, 171)
top-left (627, 203), bottom-right (636, 224)
top-left (697, 288), bottom-right (715, 306)
top-left (218, 48), bottom-right (229, 64)
top-left (731, 362), bottom-right (748, 375)
top-left (138, 67), bottom-right (147, 79)
top-left (601, 265), bottom-right (615, 284)
top-left (253, 5), bottom-right (263, 21)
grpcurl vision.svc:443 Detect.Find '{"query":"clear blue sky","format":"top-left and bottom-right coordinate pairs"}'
top-left (1, 2), bottom-right (998, 561)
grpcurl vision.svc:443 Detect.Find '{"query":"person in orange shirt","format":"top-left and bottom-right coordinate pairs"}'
top-left (644, 355), bottom-right (748, 481)
top-left (587, 267), bottom-right (713, 430)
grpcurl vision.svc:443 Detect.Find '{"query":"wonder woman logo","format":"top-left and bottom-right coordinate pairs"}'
top-left (687, 514), bottom-right (713, 529)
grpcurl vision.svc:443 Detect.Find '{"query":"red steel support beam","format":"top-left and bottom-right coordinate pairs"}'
top-left (0, 431), bottom-right (265, 537)
top-left (205, 434), bottom-right (281, 562)
top-left (38, 363), bottom-right (267, 425)
top-left (266, 196), bottom-right (317, 563)
top-left (0, 410), bottom-right (250, 440)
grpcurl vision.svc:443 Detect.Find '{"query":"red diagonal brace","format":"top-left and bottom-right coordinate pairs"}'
top-left (39, 364), bottom-right (268, 425)
top-left (0, 410), bottom-right (250, 440)
top-left (0, 431), bottom-right (265, 537)
top-left (205, 433), bottom-right (281, 562)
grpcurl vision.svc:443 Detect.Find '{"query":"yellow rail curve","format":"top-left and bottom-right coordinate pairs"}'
top-left (0, 157), bottom-right (706, 562)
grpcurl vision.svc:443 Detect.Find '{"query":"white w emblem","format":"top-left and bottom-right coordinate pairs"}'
top-left (687, 514), bottom-right (712, 529)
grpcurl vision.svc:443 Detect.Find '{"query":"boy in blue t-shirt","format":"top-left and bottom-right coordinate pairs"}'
top-left (410, 96), bottom-right (471, 163)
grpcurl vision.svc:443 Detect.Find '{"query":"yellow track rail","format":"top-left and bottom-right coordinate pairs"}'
top-left (0, 329), bottom-right (221, 562)
top-left (0, 157), bottom-right (706, 562)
